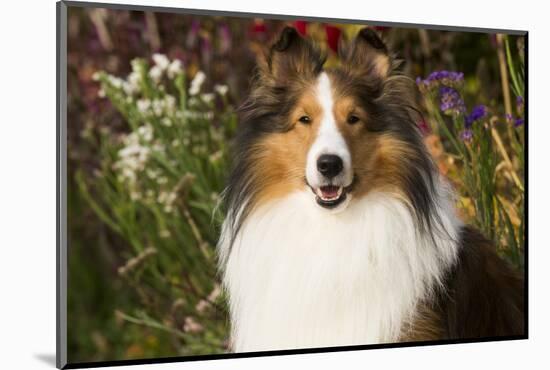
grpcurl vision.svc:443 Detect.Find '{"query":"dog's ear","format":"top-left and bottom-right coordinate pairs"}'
top-left (342, 28), bottom-right (391, 79)
top-left (261, 26), bottom-right (326, 84)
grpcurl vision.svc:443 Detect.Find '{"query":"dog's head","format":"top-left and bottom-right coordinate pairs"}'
top-left (225, 26), bottom-right (437, 237)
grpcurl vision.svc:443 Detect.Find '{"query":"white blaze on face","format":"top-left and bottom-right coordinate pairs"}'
top-left (305, 72), bottom-right (353, 189)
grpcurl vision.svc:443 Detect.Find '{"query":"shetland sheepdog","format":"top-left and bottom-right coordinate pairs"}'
top-left (217, 26), bottom-right (524, 352)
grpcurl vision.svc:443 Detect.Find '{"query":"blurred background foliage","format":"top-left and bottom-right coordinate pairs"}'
top-left (67, 6), bottom-right (525, 363)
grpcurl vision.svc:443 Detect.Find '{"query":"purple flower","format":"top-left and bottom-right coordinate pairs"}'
top-left (465, 105), bottom-right (488, 128)
top-left (460, 129), bottom-right (473, 143)
top-left (186, 19), bottom-right (201, 48)
top-left (439, 86), bottom-right (465, 115)
top-left (218, 24), bottom-right (232, 55)
top-left (416, 70), bottom-right (464, 92)
top-left (505, 113), bottom-right (514, 122)
top-left (514, 118), bottom-right (524, 127)
top-left (516, 96), bottom-right (524, 112)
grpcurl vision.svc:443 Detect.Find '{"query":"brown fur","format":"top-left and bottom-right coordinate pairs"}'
top-left (400, 226), bottom-right (524, 341)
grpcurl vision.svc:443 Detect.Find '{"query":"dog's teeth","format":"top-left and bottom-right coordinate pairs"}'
top-left (316, 186), bottom-right (344, 201)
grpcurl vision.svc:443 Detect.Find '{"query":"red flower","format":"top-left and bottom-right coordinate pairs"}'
top-left (294, 21), bottom-right (308, 36)
top-left (324, 25), bottom-right (341, 53)
top-left (250, 20), bottom-right (267, 35)
top-left (417, 119), bottom-right (431, 136)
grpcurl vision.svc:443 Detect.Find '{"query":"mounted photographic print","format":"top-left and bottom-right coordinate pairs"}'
top-left (57, 1), bottom-right (527, 368)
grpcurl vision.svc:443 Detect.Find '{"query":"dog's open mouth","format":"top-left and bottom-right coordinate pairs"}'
top-left (314, 185), bottom-right (347, 209)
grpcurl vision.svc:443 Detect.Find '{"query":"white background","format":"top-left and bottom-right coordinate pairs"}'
top-left (0, 0), bottom-right (547, 369)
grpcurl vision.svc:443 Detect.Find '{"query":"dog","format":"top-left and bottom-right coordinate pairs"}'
top-left (217, 26), bottom-right (524, 352)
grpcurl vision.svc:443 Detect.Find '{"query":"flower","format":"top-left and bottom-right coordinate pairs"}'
top-left (417, 119), bottom-right (431, 136)
top-left (114, 131), bottom-right (151, 185)
top-left (294, 21), bottom-right (308, 36)
top-left (214, 84), bottom-right (228, 96)
top-left (201, 93), bottom-right (215, 104)
top-left (505, 113), bottom-right (513, 123)
top-left (416, 70), bottom-right (464, 91)
top-left (137, 124), bottom-right (153, 142)
top-left (186, 20), bottom-right (201, 48)
top-left (189, 71), bottom-right (206, 96)
top-left (152, 53), bottom-right (170, 70)
top-left (167, 59), bottom-right (182, 79)
top-left (516, 96), bottom-right (524, 113)
top-left (137, 99), bottom-right (151, 113)
top-left (325, 25), bottom-right (342, 53)
top-left (183, 316), bottom-right (203, 333)
top-left (218, 24), bottom-right (232, 54)
top-left (108, 75), bottom-right (124, 89)
top-left (127, 71), bottom-right (141, 90)
top-left (514, 118), bottom-right (524, 127)
top-left (152, 99), bottom-right (164, 116)
top-left (164, 95), bottom-right (176, 113)
top-left (439, 86), bottom-right (465, 115)
top-left (195, 299), bottom-right (210, 313)
top-left (149, 65), bottom-right (163, 83)
top-left (460, 129), bottom-right (473, 143)
top-left (465, 105), bottom-right (488, 128)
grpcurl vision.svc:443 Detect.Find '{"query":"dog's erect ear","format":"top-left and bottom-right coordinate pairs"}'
top-left (262, 26), bottom-right (326, 84)
top-left (343, 28), bottom-right (391, 79)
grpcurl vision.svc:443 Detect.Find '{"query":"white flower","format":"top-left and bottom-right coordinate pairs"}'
top-left (137, 99), bottom-right (151, 113)
top-left (208, 285), bottom-right (221, 301)
top-left (162, 117), bottom-right (172, 127)
top-left (128, 70), bottom-right (141, 86)
top-left (167, 59), bottom-right (182, 79)
top-left (189, 71), bottom-right (206, 96)
top-left (92, 71), bottom-right (101, 81)
top-left (130, 191), bottom-right (142, 201)
top-left (152, 142), bottom-right (165, 153)
top-left (149, 65), bottom-right (163, 83)
top-left (131, 58), bottom-right (141, 73)
top-left (164, 95), bottom-right (176, 113)
top-left (108, 75), bottom-right (123, 89)
top-left (152, 99), bottom-right (164, 116)
top-left (201, 93), bottom-right (215, 104)
top-left (209, 151), bottom-right (223, 163)
top-left (152, 53), bottom-right (170, 70)
top-left (195, 299), bottom-right (210, 313)
top-left (146, 169), bottom-right (159, 180)
top-left (183, 317), bottom-right (203, 333)
top-left (122, 71), bottom-right (141, 95)
top-left (97, 88), bottom-right (106, 98)
top-left (114, 132), bottom-right (151, 185)
top-left (137, 124), bottom-right (154, 142)
top-left (214, 84), bottom-right (228, 96)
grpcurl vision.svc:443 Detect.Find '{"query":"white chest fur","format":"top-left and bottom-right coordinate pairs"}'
top-left (218, 189), bottom-right (460, 352)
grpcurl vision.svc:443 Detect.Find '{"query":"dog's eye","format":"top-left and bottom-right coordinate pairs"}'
top-left (347, 114), bottom-right (360, 125)
top-left (298, 115), bottom-right (311, 124)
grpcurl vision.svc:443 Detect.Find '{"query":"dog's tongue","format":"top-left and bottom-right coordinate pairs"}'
top-left (320, 185), bottom-right (340, 199)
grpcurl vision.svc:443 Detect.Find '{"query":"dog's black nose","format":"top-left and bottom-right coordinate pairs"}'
top-left (317, 154), bottom-right (343, 178)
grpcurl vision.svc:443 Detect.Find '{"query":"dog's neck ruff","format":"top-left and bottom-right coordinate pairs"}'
top-left (218, 185), bottom-right (461, 352)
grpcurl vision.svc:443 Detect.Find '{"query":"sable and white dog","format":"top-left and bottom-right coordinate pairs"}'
top-left (217, 27), bottom-right (524, 352)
